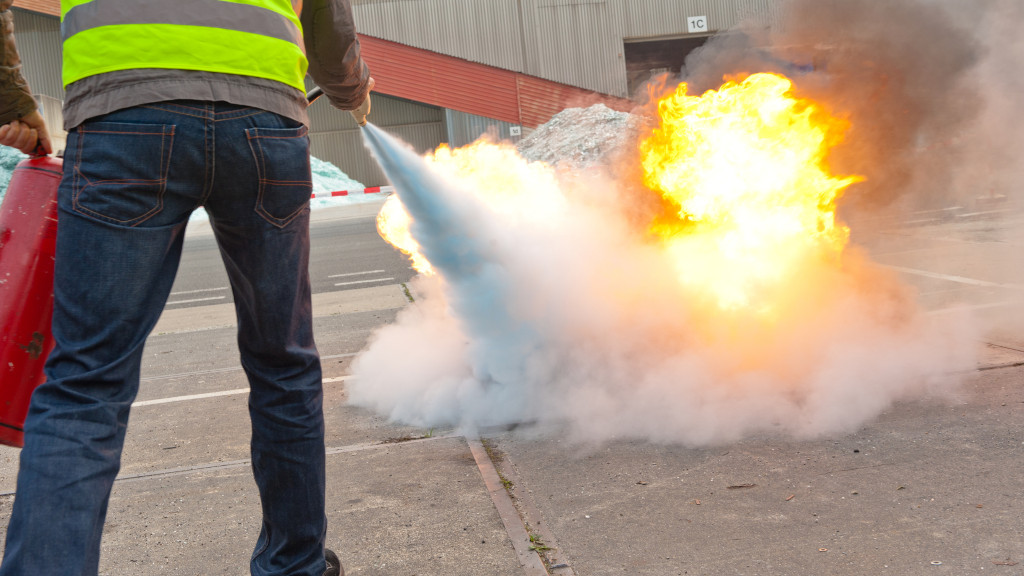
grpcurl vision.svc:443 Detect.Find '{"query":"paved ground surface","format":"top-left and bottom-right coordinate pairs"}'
top-left (0, 201), bottom-right (1022, 575)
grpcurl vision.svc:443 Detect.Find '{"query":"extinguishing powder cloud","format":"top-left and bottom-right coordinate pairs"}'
top-left (350, 123), bottom-right (976, 446)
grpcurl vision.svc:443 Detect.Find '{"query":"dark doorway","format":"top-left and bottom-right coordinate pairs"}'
top-left (624, 36), bottom-right (710, 97)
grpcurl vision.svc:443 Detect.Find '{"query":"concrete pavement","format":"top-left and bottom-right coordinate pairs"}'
top-left (0, 204), bottom-right (1021, 575)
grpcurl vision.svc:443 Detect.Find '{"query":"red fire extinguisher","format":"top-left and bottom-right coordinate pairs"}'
top-left (0, 154), bottom-right (62, 447)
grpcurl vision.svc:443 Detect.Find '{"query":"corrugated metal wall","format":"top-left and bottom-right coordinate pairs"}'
top-left (531, 0), bottom-right (622, 95)
top-left (353, 0), bottom-right (526, 72)
top-left (10, 8), bottom-right (63, 99)
top-left (308, 94), bottom-right (446, 187)
top-left (353, 0), bottom-right (778, 98)
top-left (445, 109), bottom-right (521, 149)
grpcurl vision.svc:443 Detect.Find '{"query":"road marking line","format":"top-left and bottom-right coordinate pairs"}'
top-left (170, 287), bottom-right (228, 296)
top-left (885, 265), bottom-right (1024, 290)
top-left (334, 277), bottom-right (394, 287)
top-left (134, 377), bottom-right (350, 407)
top-left (928, 301), bottom-right (1017, 315)
top-left (166, 296), bottom-right (228, 306)
top-left (328, 270), bottom-right (386, 278)
top-left (133, 388), bottom-right (248, 407)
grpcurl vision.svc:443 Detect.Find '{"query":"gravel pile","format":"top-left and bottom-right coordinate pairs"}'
top-left (516, 103), bottom-right (638, 168)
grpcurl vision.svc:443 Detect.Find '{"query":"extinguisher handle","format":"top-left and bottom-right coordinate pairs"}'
top-left (31, 140), bottom-right (48, 157)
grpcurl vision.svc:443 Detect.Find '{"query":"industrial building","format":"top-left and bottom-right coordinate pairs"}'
top-left (11, 0), bottom-right (776, 186)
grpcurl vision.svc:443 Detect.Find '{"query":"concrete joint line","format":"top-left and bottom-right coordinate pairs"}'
top-left (486, 440), bottom-right (577, 575)
top-left (466, 437), bottom-right (553, 576)
top-left (0, 434), bottom-right (466, 497)
top-left (140, 353), bottom-right (357, 382)
top-left (976, 360), bottom-right (1024, 372)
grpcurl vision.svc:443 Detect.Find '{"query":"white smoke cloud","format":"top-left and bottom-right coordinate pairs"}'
top-left (349, 125), bottom-right (977, 446)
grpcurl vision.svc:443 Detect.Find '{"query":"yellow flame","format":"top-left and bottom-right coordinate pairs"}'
top-left (640, 72), bottom-right (862, 312)
top-left (377, 194), bottom-right (433, 275)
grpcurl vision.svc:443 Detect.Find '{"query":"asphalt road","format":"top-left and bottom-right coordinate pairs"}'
top-left (165, 200), bottom-right (416, 309)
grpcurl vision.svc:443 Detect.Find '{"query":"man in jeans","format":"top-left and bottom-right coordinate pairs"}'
top-left (0, 1), bottom-right (373, 575)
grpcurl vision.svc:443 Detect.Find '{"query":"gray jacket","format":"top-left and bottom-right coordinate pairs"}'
top-left (61, 0), bottom-right (371, 128)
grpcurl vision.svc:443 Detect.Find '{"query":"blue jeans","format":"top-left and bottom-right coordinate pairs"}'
top-left (0, 102), bottom-right (327, 576)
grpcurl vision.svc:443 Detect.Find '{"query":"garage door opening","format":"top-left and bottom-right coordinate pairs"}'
top-left (624, 36), bottom-right (710, 97)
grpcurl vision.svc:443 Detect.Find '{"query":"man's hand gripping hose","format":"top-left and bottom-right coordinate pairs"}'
top-left (306, 77), bottom-right (375, 127)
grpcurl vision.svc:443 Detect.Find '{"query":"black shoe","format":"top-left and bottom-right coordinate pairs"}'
top-left (324, 548), bottom-right (344, 576)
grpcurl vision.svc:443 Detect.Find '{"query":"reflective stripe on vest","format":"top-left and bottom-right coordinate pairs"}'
top-left (60, 0), bottom-right (308, 91)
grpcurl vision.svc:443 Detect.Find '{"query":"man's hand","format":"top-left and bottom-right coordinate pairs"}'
top-left (350, 77), bottom-right (375, 127)
top-left (0, 110), bottom-right (53, 155)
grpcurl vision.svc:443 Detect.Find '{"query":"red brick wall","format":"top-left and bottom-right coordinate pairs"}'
top-left (360, 35), bottom-right (632, 128)
top-left (13, 0), bottom-right (59, 16)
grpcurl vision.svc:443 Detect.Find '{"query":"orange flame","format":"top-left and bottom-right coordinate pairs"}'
top-left (640, 73), bottom-right (862, 313)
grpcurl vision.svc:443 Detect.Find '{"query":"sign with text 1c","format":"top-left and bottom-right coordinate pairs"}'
top-left (687, 15), bottom-right (708, 34)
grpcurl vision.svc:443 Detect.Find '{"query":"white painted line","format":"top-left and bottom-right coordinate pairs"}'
top-left (166, 296), bottom-right (228, 306)
top-left (133, 376), bottom-right (350, 407)
top-left (328, 270), bottom-right (386, 278)
top-left (885, 266), bottom-right (1024, 290)
top-left (170, 287), bottom-right (229, 296)
top-left (334, 277), bottom-right (394, 287)
top-left (133, 388), bottom-right (248, 407)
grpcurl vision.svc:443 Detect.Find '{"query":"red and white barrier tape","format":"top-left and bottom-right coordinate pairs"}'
top-left (310, 186), bottom-right (395, 199)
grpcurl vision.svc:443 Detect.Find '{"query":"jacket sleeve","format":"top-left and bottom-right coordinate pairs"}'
top-left (301, 0), bottom-right (371, 111)
top-left (0, 0), bottom-right (37, 125)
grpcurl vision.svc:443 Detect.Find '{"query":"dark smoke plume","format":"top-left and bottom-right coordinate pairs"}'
top-left (680, 0), bottom-right (983, 213)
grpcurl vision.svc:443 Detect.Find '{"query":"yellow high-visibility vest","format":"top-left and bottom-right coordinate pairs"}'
top-left (61, 0), bottom-right (308, 91)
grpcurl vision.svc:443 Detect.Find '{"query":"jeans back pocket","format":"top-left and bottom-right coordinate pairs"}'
top-left (246, 125), bottom-right (313, 228)
top-left (71, 122), bottom-right (175, 227)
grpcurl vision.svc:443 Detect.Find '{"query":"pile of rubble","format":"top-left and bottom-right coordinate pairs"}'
top-left (516, 103), bottom-right (639, 168)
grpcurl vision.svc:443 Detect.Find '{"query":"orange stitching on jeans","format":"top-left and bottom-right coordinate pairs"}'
top-left (73, 179), bottom-right (166, 222)
top-left (78, 130), bottom-right (169, 136)
top-left (212, 110), bottom-right (265, 121)
top-left (249, 135), bottom-right (310, 229)
top-left (71, 126), bottom-right (172, 226)
top-left (140, 103), bottom-right (211, 119)
top-left (143, 102), bottom-right (208, 113)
